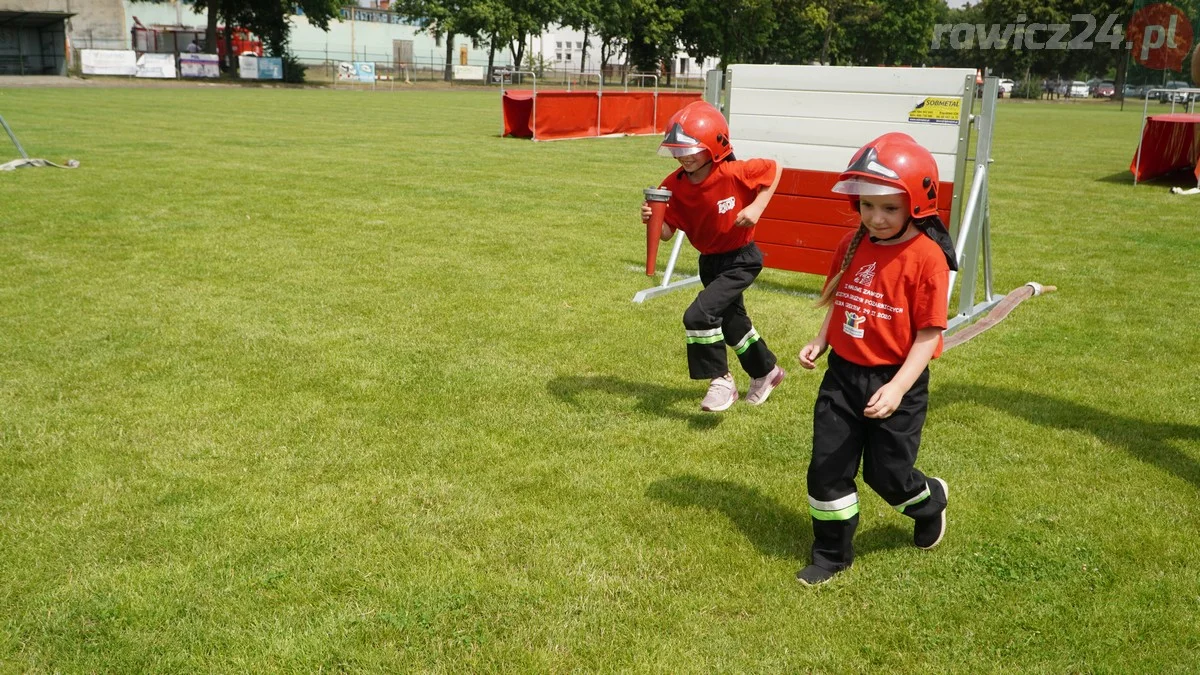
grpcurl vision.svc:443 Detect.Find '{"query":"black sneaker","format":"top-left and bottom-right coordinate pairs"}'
top-left (796, 564), bottom-right (839, 586)
top-left (914, 477), bottom-right (949, 550)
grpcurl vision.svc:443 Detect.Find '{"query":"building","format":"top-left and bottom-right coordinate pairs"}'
top-left (0, 0), bottom-right (127, 75)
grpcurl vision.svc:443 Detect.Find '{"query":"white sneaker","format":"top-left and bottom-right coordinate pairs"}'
top-left (700, 373), bottom-right (738, 412)
top-left (746, 365), bottom-right (786, 405)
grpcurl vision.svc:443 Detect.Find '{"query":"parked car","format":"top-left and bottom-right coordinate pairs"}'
top-left (998, 78), bottom-right (1014, 96)
top-left (1161, 80), bottom-right (1194, 103)
top-left (1094, 81), bottom-right (1115, 98)
top-left (1148, 81), bottom-right (1187, 101)
top-left (1069, 81), bottom-right (1089, 98)
top-left (1123, 84), bottom-right (1141, 98)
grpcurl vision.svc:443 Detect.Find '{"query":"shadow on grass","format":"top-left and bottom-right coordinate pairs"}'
top-left (547, 375), bottom-right (721, 430)
top-left (1096, 168), bottom-right (1196, 188)
top-left (623, 260), bottom-right (821, 299)
top-left (937, 384), bottom-right (1200, 491)
top-left (749, 275), bottom-right (822, 299)
top-left (623, 259), bottom-right (697, 279)
top-left (646, 474), bottom-right (911, 561)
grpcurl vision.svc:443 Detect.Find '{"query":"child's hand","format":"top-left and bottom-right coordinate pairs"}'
top-left (798, 340), bottom-right (827, 369)
top-left (641, 202), bottom-right (652, 224)
top-left (864, 383), bottom-right (904, 419)
top-left (734, 203), bottom-right (764, 228)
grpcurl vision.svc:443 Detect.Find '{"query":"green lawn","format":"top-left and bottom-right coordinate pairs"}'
top-left (1, 86), bottom-right (1198, 671)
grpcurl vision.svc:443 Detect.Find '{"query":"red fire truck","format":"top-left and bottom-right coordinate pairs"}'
top-left (215, 27), bottom-right (263, 60)
top-left (131, 21), bottom-right (262, 57)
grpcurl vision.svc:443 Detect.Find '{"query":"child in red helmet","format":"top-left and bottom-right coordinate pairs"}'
top-left (795, 132), bottom-right (959, 586)
top-left (641, 101), bottom-right (785, 412)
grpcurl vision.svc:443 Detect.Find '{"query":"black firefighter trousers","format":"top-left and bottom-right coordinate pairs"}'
top-left (806, 351), bottom-right (946, 572)
top-left (683, 243), bottom-right (777, 380)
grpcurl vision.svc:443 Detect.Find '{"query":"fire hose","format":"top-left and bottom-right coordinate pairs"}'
top-left (943, 282), bottom-right (1056, 351)
top-left (1, 114), bottom-right (79, 171)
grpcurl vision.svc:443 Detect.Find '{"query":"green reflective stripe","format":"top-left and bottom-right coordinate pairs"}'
top-left (810, 503), bottom-right (860, 521)
top-left (731, 328), bottom-right (759, 352)
top-left (733, 331), bottom-right (761, 355)
top-left (895, 487), bottom-right (931, 513)
top-left (685, 328), bottom-right (722, 338)
top-left (687, 333), bottom-right (724, 345)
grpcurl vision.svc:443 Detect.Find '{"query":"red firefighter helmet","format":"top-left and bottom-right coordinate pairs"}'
top-left (658, 101), bottom-right (733, 161)
top-left (832, 132), bottom-right (940, 219)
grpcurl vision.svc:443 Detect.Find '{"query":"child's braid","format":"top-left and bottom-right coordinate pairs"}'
top-left (815, 225), bottom-right (868, 308)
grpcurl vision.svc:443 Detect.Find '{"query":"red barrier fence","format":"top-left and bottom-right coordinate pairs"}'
top-left (502, 90), bottom-right (702, 141)
top-left (758, 169), bottom-right (955, 275)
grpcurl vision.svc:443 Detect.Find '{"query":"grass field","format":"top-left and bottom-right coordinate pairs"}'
top-left (2, 85), bottom-right (1199, 671)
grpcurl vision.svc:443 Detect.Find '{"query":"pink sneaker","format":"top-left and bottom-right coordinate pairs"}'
top-left (700, 373), bottom-right (738, 412)
top-left (746, 365), bottom-right (785, 405)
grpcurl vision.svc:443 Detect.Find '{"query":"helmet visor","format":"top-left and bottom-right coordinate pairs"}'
top-left (831, 177), bottom-right (905, 196)
top-left (658, 122), bottom-right (708, 158)
top-left (658, 144), bottom-right (708, 158)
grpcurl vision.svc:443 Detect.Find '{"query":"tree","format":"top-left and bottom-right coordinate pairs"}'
top-left (591, 0), bottom-right (636, 80)
top-left (395, 0), bottom-right (473, 81)
top-left (503, 0), bottom-right (564, 73)
top-left (560, 0), bottom-right (601, 73)
top-left (458, 0), bottom-right (517, 81)
top-left (189, 0), bottom-right (344, 74)
top-left (624, 0), bottom-right (683, 77)
top-left (847, 0), bottom-right (943, 66)
top-left (675, 0), bottom-right (777, 68)
top-left (770, 0), bottom-right (828, 65)
top-left (798, 0), bottom-right (880, 65)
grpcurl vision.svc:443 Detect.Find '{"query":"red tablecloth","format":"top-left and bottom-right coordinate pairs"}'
top-left (1131, 113), bottom-right (1200, 183)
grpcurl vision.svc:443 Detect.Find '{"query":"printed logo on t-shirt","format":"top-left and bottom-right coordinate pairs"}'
top-left (842, 311), bottom-right (866, 338)
top-left (716, 196), bottom-right (736, 214)
top-left (853, 262), bottom-right (877, 287)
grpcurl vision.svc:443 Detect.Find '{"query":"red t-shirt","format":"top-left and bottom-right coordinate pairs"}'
top-left (824, 231), bottom-right (951, 367)
top-left (660, 158), bottom-right (777, 255)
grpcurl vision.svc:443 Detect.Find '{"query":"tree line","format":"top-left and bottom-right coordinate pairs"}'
top-left (187, 0), bottom-right (1151, 86)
